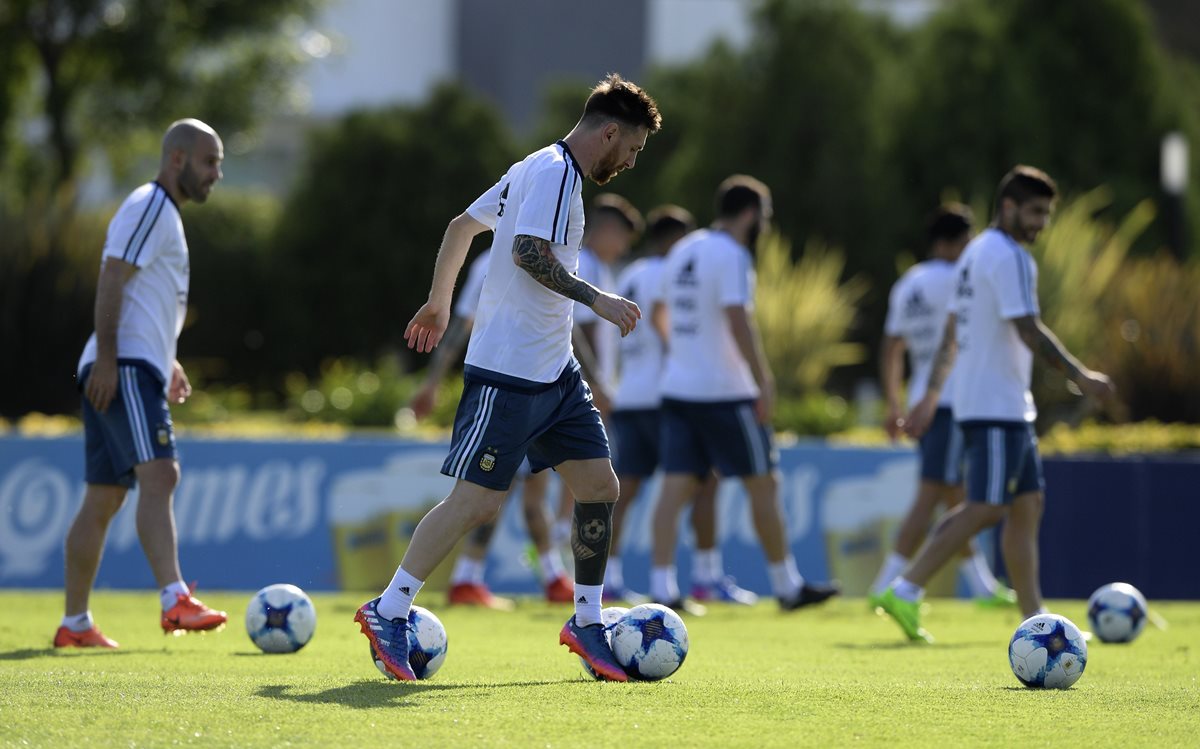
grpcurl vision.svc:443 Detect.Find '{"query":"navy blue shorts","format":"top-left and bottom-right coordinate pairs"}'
top-left (441, 363), bottom-right (610, 491)
top-left (660, 398), bottom-right (776, 478)
top-left (960, 420), bottom-right (1045, 505)
top-left (611, 408), bottom-right (660, 478)
top-left (80, 359), bottom-right (177, 488)
top-left (919, 407), bottom-right (964, 485)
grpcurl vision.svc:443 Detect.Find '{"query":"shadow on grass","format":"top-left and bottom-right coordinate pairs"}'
top-left (832, 641), bottom-right (997, 650)
top-left (0, 648), bottom-right (135, 661)
top-left (255, 679), bottom-right (571, 708)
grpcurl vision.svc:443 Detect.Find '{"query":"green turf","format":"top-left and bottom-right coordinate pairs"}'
top-left (1, 591), bottom-right (1197, 748)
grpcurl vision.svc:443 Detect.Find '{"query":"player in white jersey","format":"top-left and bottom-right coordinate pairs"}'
top-left (650, 175), bottom-right (839, 611)
top-left (879, 166), bottom-right (1115, 643)
top-left (407, 249), bottom-right (573, 607)
top-left (57, 120), bottom-right (228, 649)
top-left (356, 74), bottom-right (661, 682)
top-left (868, 205), bottom-right (1014, 608)
top-left (603, 206), bottom-right (754, 609)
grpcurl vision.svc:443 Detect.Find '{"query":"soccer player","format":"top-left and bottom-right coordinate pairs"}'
top-left (879, 166), bottom-right (1115, 643)
top-left (606, 206), bottom-right (756, 607)
top-left (57, 119), bottom-right (228, 649)
top-left (650, 175), bottom-right (839, 612)
top-left (868, 204), bottom-right (1014, 608)
top-left (356, 74), bottom-right (661, 682)
top-left (408, 248), bottom-right (573, 607)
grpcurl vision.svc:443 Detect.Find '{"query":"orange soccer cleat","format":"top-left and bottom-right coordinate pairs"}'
top-left (545, 574), bottom-right (575, 604)
top-left (162, 587), bottom-right (228, 634)
top-left (447, 582), bottom-right (515, 610)
top-left (53, 625), bottom-right (119, 649)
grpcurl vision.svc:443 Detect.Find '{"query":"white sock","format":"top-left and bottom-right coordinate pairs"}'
top-left (451, 557), bottom-right (484, 585)
top-left (651, 565), bottom-right (679, 603)
top-left (377, 567), bottom-right (424, 621)
top-left (692, 548), bottom-right (720, 585)
top-left (604, 557), bottom-right (625, 590)
top-left (551, 518), bottom-right (571, 547)
top-left (574, 583), bottom-right (604, 626)
top-left (539, 550), bottom-right (565, 581)
top-left (767, 558), bottom-right (802, 599)
top-left (872, 552), bottom-right (909, 595)
top-left (960, 551), bottom-right (999, 599)
top-left (62, 611), bottom-right (93, 632)
top-left (160, 581), bottom-right (189, 610)
top-left (892, 576), bottom-right (924, 602)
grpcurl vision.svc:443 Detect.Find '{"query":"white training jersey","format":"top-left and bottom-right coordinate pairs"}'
top-left (658, 229), bottom-right (759, 402)
top-left (572, 247), bottom-right (618, 390)
top-left (884, 259), bottom-right (958, 410)
top-left (463, 141), bottom-right (586, 383)
top-left (454, 250), bottom-right (491, 320)
top-left (613, 256), bottom-right (666, 410)
top-left (78, 182), bottom-right (188, 389)
top-left (950, 227), bottom-right (1039, 423)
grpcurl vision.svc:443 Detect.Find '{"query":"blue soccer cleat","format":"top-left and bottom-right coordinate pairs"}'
top-left (692, 576), bottom-right (759, 606)
top-left (559, 615), bottom-right (629, 682)
top-left (354, 598), bottom-right (417, 681)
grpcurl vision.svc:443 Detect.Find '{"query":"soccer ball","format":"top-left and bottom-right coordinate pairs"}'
top-left (245, 583), bottom-right (317, 654)
top-left (1009, 613), bottom-right (1087, 689)
top-left (611, 603), bottom-right (689, 681)
top-left (370, 605), bottom-right (448, 680)
top-left (580, 606), bottom-right (628, 680)
top-left (1087, 582), bottom-right (1148, 643)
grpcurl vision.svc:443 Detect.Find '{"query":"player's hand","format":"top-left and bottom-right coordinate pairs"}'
top-left (84, 357), bottom-right (119, 413)
top-left (883, 405), bottom-right (904, 442)
top-left (409, 383), bottom-right (438, 421)
top-left (169, 360), bottom-right (192, 405)
top-left (405, 301), bottom-right (451, 353)
top-left (903, 394), bottom-right (939, 439)
top-left (755, 379), bottom-right (776, 423)
top-left (1077, 370), bottom-right (1116, 401)
top-left (591, 292), bottom-right (640, 337)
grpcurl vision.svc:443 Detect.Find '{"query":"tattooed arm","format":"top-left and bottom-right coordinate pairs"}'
top-left (903, 314), bottom-right (957, 438)
top-left (1012, 315), bottom-right (1114, 398)
top-left (511, 234), bottom-right (640, 336)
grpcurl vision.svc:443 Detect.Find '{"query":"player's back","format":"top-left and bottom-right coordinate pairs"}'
top-left (464, 142), bottom-right (585, 384)
top-left (613, 256), bottom-right (665, 410)
top-left (951, 228), bottom-right (1038, 422)
top-left (659, 229), bottom-right (758, 402)
top-left (885, 259), bottom-right (958, 410)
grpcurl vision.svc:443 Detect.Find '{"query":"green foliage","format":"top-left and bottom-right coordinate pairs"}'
top-left (773, 392), bottom-right (855, 437)
top-left (282, 357), bottom-right (412, 428)
top-left (270, 84), bottom-right (519, 374)
top-left (756, 232), bottom-right (868, 397)
top-left (1040, 420), bottom-right (1200, 455)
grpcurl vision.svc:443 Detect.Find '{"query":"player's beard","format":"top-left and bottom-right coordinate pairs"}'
top-left (589, 147), bottom-right (624, 186)
top-left (178, 160), bottom-right (212, 203)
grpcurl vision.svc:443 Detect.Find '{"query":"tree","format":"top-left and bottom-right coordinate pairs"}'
top-left (0, 0), bottom-right (324, 186)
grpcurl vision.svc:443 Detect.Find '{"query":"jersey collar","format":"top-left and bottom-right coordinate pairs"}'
top-left (153, 180), bottom-right (181, 211)
top-left (556, 140), bottom-right (583, 174)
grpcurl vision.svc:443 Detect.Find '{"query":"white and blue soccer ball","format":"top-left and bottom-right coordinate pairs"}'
top-left (1009, 613), bottom-right (1087, 689)
top-left (245, 583), bottom-right (317, 654)
top-left (611, 603), bottom-right (689, 681)
top-left (1087, 582), bottom-right (1148, 643)
top-left (580, 606), bottom-right (628, 680)
top-left (371, 605), bottom-right (448, 680)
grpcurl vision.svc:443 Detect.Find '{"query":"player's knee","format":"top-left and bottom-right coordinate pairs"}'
top-left (135, 460), bottom-right (180, 498)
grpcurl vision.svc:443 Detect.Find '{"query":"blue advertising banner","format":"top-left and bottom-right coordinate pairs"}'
top-left (2, 436), bottom-right (1197, 598)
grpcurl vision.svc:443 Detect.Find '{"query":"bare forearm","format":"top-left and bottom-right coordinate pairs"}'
top-left (94, 263), bottom-right (126, 360)
top-left (428, 214), bottom-right (486, 305)
top-left (512, 234), bottom-right (598, 306)
top-left (1014, 317), bottom-right (1087, 381)
top-left (571, 325), bottom-right (603, 384)
top-left (925, 317), bottom-right (958, 396)
top-left (729, 309), bottom-right (772, 391)
top-left (880, 337), bottom-right (906, 410)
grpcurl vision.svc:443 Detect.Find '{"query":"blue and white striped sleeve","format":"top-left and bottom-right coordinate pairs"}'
top-left (102, 184), bottom-right (170, 268)
top-left (992, 246), bottom-right (1040, 320)
top-left (514, 161), bottom-right (579, 245)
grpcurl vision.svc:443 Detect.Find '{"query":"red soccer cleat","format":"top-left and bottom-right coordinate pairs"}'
top-left (545, 574), bottom-right (574, 604)
top-left (162, 587), bottom-right (228, 634)
top-left (53, 625), bottom-right (119, 649)
top-left (447, 582), bottom-right (515, 610)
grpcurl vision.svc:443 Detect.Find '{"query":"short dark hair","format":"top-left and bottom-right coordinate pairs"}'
top-left (995, 165), bottom-right (1057, 213)
top-left (645, 204), bottom-right (696, 245)
top-left (715, 174), bottom-right (770, 219)
top-left (590, 193), bottom-right (644, 236)
top-left (926, 203), bottom-right (973, 245)
top-left (581, 73), bottom-right (662, 134)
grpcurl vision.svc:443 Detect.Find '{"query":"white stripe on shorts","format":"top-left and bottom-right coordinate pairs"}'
top-left (736, 404), bottom-right (768, 476)
top-left (445, 385), bottom-right (489, 473)
top-left (121, 366), bottom-right (153, 463)
top-left (987, 427), bottom-right (1004, 504)
top-left (944, 422), bottom-right (963, 484)
top-left (453, 386), bottom-right (497, 478)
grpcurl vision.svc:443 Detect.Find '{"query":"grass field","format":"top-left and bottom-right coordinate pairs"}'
top-left (2, 591), bottom-right (1197, 748)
